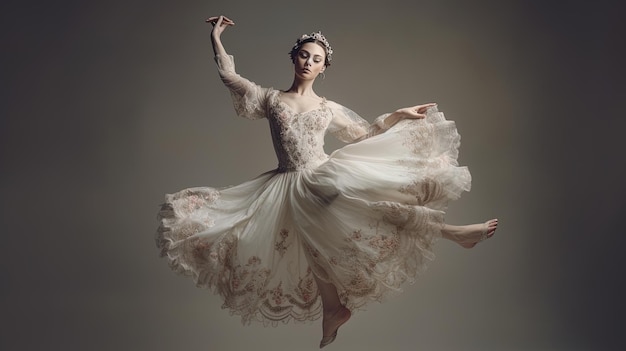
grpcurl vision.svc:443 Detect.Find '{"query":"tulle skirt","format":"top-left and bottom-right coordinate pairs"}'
top-left (156, 107), bottom-right (471, 325)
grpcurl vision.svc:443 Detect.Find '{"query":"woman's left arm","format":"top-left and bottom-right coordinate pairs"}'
top-left (328, 102), bottom-right (437, 143)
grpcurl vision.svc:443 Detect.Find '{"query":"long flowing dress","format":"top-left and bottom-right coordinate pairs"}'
top-left (156, 54), bottom-right (472, 325)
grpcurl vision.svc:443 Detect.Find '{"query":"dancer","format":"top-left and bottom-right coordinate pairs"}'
top-left (157, 15), bottom-right (498, 348)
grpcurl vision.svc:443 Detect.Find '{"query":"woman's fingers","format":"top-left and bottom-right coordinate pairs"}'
top-left (205, 16), bottom-right (219, 24)
top-left (206, 15), bottom-right (235, 26)
top-left (415, 103), bottom-right (437, 113)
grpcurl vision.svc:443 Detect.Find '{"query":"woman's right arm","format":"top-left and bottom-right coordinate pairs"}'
top-left (205, 15), bottom-right (268, 120)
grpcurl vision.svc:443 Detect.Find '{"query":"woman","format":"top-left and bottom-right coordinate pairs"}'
top-left (157, 15), bottom-right (498, 348)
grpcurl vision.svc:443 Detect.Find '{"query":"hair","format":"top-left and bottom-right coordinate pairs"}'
top-left (289, 38), bottom-right (331, 67)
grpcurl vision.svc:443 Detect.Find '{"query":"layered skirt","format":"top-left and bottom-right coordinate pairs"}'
top-left (156, 107), bottom-right (471, 325)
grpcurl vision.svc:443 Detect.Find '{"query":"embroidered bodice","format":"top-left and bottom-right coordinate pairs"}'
top-left (269, 95), bottom-right (331, 171)
top-left (215, 55), bottom-right (389, 172)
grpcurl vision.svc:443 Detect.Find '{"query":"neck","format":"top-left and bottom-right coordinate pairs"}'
top-left (286, 76), bottom-right (316, 96)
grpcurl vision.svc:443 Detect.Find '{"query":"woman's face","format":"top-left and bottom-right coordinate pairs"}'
top-left (294, 42), bottom-right (326, 80)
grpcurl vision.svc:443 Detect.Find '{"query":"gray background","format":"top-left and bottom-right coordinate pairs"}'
top-left (2, 0), bottom-right (625, 350)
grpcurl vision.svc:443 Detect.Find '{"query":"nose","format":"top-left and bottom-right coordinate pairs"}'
top-left (305, 57), bottom-right (313, 66)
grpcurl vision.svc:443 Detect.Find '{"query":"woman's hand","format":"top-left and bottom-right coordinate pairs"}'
top-left (207, 16), bottom-right (234, 57)
top-left (395, 103), bottom-right (437, 120)
top-left (381, 103), bottom-right (437, 129)
top-left (206, 15), bottom-right (235, 38)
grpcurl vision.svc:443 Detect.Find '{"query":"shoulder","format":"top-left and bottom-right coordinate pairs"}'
top-left (325, 99), bottom-right (342, 109)
top-left (325, 100), bottom-right (360, 117)
top-left (324, 99), bottom-right (347, 114)
top-left (266, 88), bottom-right (281, 100)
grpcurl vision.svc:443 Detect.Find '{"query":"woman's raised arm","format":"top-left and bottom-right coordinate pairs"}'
top-left (205, 16), bottom-right (269, 120)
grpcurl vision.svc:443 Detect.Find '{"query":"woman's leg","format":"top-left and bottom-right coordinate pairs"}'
top-left (441, 219), bottom-right (498, 248)
top-left (313, 274), bottom-right (351, 348)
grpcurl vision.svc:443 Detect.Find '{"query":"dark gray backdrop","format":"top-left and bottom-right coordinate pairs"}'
top-left (2, 0), bottom-right (625, 350)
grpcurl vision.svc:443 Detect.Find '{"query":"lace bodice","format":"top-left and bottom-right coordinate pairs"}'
top-left (215, 55), bottom-right (390, 172)
top-left (269, 95), bottom-right (331, 171)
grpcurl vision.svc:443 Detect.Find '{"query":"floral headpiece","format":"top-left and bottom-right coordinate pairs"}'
top-left (291, 31), bottom-right (333, 64)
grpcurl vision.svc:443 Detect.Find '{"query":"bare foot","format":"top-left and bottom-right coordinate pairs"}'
top-left (444, 219), bottom-right (498, 249)
top-left (320, 306), bottom-right (351, 348)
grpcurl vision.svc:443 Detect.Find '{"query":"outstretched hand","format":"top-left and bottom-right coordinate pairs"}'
top-left (396, 103), bottom-right (437, 120)
top-left (206, 15), bottom-right (235, 37)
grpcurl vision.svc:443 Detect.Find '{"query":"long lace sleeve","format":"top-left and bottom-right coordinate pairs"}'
top-left (326, 100), bottom-right (391, 143)
top-left (214, 54), bottom-right (268, 120)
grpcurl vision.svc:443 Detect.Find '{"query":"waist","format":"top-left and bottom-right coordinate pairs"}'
top-left (276, 155), bottom-right (328, 173)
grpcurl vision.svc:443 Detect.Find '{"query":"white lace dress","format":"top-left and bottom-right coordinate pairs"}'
top-left (156, 54), bottom-right (472, 325)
